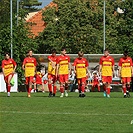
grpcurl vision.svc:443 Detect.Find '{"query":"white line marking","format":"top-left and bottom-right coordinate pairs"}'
top-left (0, 111), bottom-right (132, 116)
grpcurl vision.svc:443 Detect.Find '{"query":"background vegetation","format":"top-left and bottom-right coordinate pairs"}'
top-left (0, 0), bottom-right (133, 84)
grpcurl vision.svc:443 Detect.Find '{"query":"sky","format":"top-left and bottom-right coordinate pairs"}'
top-left (38, 0), bottom-right (53, 9)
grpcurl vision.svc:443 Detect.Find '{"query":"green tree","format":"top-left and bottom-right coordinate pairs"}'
top-left (37, 0), bottom-right (133, 56)
top-left (0, 0), bottom-right (39, 85)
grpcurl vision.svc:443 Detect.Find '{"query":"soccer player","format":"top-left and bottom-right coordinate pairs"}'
top-left (2, 53), bottom-right (17, 97)
top-left (73, 51), bottom-right (89, 97)
top-left (91, 71), bottom-right (101, 92)
top-left (22, 50), bottom-right (37, 98)
top-left (56, 47), bottom-right (71, 97)
top-left (99, 48), bottom-right (114, 98)
top-left (47, 49), bottom-right (57, 97)
top-left (118, 50), bottom-right (133, 98)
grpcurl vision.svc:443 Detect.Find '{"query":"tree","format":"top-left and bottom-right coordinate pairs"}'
top-left (37, 0), bottom-right (133, 56)
top-left (0, 0), bottom-right (39, 85)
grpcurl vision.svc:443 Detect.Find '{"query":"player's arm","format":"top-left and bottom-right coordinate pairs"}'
top-left (98, 64), bottom-right (102, 76)
top-left (13, 65), bottom-right (17, 74)
top-left (22, 59), bottom-right (25, 70)
top-left (56, 63), bottom-right (59, 77)
top-left (68, 62), bottom-right (71, 75)
top-left (12, 60), bottom-right (17, 73)
top-left (112, 65), bottom-right (115, 77)
top-left (2, 67), bottom-right (5, 77)
top-left (86, 67), bottom-right (90, 78)
top-left (1, 61), bottom-right (5, 76)
top-left (73, 66), bottom-right (76, 75)
top-left (118, 59), bottom-right (121, 77)
top-left (118, 66), bottom-right (121, 77)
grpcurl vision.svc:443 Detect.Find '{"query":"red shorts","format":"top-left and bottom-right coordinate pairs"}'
top-left (4, 73), bottom-right (14, 83)
top-left (121, 77), bottom-right (131, 84)
top-left (25, 76), bottom-right (34, 85)
top-left (58, 74), bottom-right (68, 83)
top-left (48, 74), bottom-right (56, 83)
top-left (102, 76), bottom-right (112, 83)
top-left (77, 77), bottom-right (86, 85)
top-left (92, 82), bottom-right (99, 86)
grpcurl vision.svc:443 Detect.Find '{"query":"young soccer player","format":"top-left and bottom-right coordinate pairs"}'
top-left (118, 50), bottom-right (133, 98)
top-left (91, 71), bottom-right (101, 92)
top-left (99, 48), bottom-right (114, 98)
top-left (47, 49), bottom-right (57, 97)
top-left (73, 51), bottom-right (89, 97)
top-left (56, 47), bottom-right (71, 97)
top-left (22, 50), bottom-right (37, 98)
top-left (2, 53), bottom-right (17, 97)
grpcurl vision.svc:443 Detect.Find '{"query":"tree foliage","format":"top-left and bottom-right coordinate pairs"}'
top-left (0, 0), bottom-right (40, 85)
top-left (37, 0), bottom-right (133, 56)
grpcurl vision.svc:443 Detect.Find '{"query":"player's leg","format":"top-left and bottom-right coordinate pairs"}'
top-left (7, 74), bottom-right (12, 97)
top-left (126, 77), bottom-right (131, 97)
top-left (59, 75), bottom-right (64, 97)
top-left (48, 74), bottom-right (53, 97)
top-left (64, 74), bottom-right (69, 97)
top-left (77, 79), bottom-right (82, 97)
top-left (97, 84), bottom-right (101, 92)
top-left (27, 76), bottom-right (34, 98)
top-left (102, 76), bottom-right (107, 97)
top-left (52, 75), bottom-right (57, 97)
top-left (106, 76), bottom-right (112, 98)
top-left (80, 77), bottom-right (86, 97)
top-left (121, 78), bottom-right (127, 98)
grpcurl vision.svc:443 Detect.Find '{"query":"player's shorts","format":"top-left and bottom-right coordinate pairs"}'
top-left (121, 77), bottom-right (131, 84)
top-left (102, 76), bottom-right (112, 83)
top-left (58, 74), bottom-right (68, 83)
top-left (4, 73), bottom-right (14, 83)
top-left (77, 77), bottom-right (86, 85)
top-left (48, 74), bottom-right (56, 83)
top-left (92, 82), bottom-right (99, 86)
top-left (25, 76), bottom-right (34, 85)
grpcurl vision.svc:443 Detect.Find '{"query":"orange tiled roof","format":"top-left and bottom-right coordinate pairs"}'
top-left (26, 2), bottom-right (57, 37)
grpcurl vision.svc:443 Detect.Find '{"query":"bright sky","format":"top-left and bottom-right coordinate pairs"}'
top-left (38, 0), bottom-right (53, 8)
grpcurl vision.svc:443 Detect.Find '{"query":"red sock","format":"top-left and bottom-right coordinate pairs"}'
top-left (81, 84), bottom-right (85, 93)
top-left (28, 88), bottom-right (32, 94)
top-left (48, 84), bottom-right (52, 92)
top-left (91, 86), bottom-right (95, 92)
top-left (78, 85), bottom-right (82, 93)
top-left (60, 85), bottom-right (64, 93)
top-left (122, 87), bottom-right (127, 94)
top-left (98, 86), bottom-right (100, 92)
top-left (127, 86), bottom-right (130, 91)
top-left (7, 84), bottom-right (11, 92)
top-left (107, 88), bottom-right (110, 95)
top-left (103, 85), bottom-right (106, 92)
top-left (53, 86), bottom-right (56, 94)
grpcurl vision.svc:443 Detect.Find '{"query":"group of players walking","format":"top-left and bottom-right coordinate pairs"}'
top-left (1, 48), bottom-right (133, 98)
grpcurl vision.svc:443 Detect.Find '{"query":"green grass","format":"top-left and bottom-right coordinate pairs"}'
top-left (0, 92), bottom-right (133, 133)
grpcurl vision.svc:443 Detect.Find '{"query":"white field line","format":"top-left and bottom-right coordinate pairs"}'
top-left (0, 110), bottom-right (132, 116)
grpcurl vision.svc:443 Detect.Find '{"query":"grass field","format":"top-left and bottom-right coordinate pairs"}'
top-left (0, 92), bottom-right (133, 133)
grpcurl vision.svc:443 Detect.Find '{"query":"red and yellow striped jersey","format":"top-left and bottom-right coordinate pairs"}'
top-left (23, 57), bottom-right (37, 77)
top-left (99, 56), bottom-right (114, 76)
top-left (74, 57), bottom-right (89, 78)
top-left (56, 55), bottom-right (70, 75)
top-left (118, 57), bottom-right (133, 77)
top-left (2, 59), bottom-right (17, 76)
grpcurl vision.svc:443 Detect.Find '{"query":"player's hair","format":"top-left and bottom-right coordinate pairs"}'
top-left (61, 47), bottom-right (66, 51)
top-left (27, 49), bottom-right (33, 53)
top-left (51, 49), bottom-right (56, 54)
top-left (4, 52), bottom-right (10, 56)
top-left (104, 48), bottom-right (109, 52)
top-left (124, 50), bottom-right (128, 56)
top-left (78, 51), bottom-right (84, 57)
